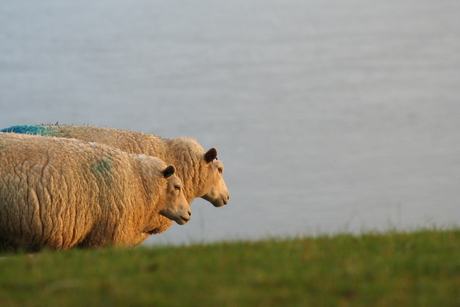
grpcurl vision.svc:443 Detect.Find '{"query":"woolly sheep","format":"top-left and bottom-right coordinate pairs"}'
top-left (0, 132), bottom-right (190, 252)
top-left (1, 124), bottom-right (230, 234)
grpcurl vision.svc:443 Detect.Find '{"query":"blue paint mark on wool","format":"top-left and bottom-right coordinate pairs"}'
top-left (0, 125), bottom-right (51, 136)
top-left (92, 157), bottom-right (112, 174)
top-left (91, 157), bottom-right (114, 184)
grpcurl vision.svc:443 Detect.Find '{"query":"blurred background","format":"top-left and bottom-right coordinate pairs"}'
top-left (1, 0), bottom-right (459, 245)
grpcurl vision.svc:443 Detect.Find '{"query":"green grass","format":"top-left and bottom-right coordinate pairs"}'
top-left (1, 229), bottom-right (460, 306)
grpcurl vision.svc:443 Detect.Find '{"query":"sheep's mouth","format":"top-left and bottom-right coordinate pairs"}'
top-left (212, 196), bottom-right (228, 207)
top-left (175, 215), bottom-right (190, 225)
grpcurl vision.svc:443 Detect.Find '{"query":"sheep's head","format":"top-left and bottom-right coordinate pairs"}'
top-left (200, 148), bottom-right (230, 207)
top-left (159, 165), bottom-right (191, 225)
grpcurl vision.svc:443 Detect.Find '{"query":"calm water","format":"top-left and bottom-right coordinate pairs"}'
top-left (1, 0), bottom-right (460, 245)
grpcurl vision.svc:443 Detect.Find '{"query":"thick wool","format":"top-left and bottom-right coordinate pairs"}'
top-left (0, 132), bottom-right (185, 251)
top-left (1, 124), bottom-right (229, 234)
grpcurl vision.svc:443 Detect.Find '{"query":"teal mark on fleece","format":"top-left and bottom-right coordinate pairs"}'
top-left (0, 125), bottom-right (53, 136)
top-left (92, 157), bottom-right (112, 174)
top-left (91, 157), bottom-right (114, 184)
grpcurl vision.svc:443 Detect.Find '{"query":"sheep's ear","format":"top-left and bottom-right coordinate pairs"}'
top-left (204, 148), bottom-right (218, 163)
top-left (162, 165), bottom-right (176, 178)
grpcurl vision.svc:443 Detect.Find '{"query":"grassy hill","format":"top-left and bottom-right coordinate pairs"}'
top-left (1, 229), bottom-right (459, 306)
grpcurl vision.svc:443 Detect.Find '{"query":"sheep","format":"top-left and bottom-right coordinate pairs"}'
top-left (0, 132), bottom-right (191, 252)
top-left (1, 124), bottom-right (230, 234)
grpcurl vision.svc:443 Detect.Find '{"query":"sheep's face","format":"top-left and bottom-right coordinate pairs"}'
top-left (200, 148), bottom-right (230, 207)
top-left (159, 166), bottom-right (191, 225)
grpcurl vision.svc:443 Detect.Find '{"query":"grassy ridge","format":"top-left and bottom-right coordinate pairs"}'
top-left (0, 229), bottom-right (459, 306)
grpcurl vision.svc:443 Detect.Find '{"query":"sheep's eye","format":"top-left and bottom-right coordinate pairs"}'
top-left (174, 185), bottom-right (181, 191)
top-left (218, 168), bottom-right (223, 174)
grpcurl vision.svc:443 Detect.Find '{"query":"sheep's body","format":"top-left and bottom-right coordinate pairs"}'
top-left (1, 124), bottom-right (230, 234)
top-left (0, 132), bottom-right (189, 252)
